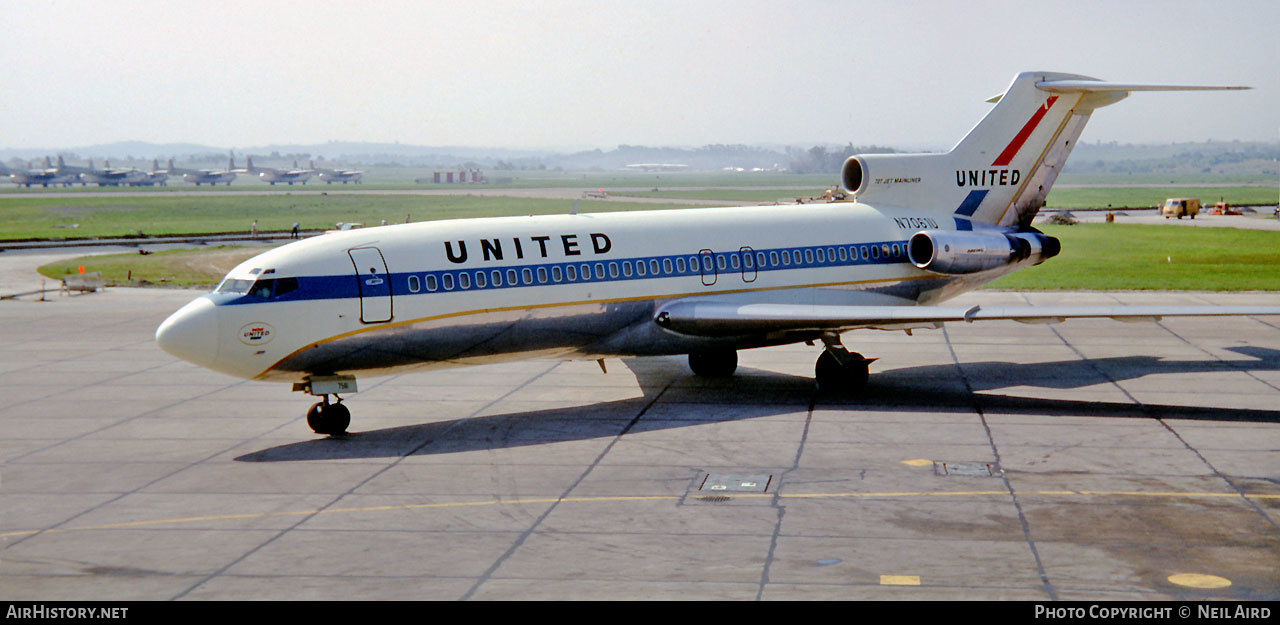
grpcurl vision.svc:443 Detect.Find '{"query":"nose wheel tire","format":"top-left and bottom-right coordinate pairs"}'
top-left (306, 401), bottom-right (350, 435)
top-left (815, 349), bottom-right (870, 394)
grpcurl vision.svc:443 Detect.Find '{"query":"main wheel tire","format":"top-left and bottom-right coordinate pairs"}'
top-left (688, 349), bottom-right (738, 377)
top-left (306, 402), bottom-right (351, 435)
top-left (815, 350), bottom-right (869, 394)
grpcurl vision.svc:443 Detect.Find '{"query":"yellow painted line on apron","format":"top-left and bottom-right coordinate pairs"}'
top-left (880, 575), bottom-right (922, 586)
top-left (1168, 573), bottom-right (1232, 589)
top-left (3, 490), bottom-right (1275, 539)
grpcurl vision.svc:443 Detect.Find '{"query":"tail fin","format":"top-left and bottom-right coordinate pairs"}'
top-left (842, 71), bottom-right (1248, 230)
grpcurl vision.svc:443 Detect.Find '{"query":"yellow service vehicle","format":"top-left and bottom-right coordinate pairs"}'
top-left (1162, 197), bottom-right (1200, 220)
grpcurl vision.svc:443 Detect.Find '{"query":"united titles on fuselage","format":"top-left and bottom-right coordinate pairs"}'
top-left (445, 232), bottom-right (613, 264)
top-left (956, 168), bottom-right (1021, 187)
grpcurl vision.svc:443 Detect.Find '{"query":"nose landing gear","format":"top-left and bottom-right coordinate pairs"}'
top-left (294, 375), bottom-right (358, 435)
top-left (305, 396), bottom-right (350, 435)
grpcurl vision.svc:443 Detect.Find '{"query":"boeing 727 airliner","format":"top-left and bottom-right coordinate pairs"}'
top-left (156, 71), bottom-right (1274, 435)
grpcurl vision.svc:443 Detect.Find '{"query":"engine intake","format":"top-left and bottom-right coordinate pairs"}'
top-left (908, 230), bottom-right (1059, 275)
top-left (841, 157), bottom-right (865, 195)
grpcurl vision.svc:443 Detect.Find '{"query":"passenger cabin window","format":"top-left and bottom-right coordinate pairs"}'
top-left (408, 276), bottom-right (421, 293)
top-left (426, 275), bottom-right (438, 291)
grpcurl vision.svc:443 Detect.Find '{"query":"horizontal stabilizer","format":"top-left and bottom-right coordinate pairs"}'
top-left (1035, 80), bottom-right (1251, 93)
top-left (655, 302), bottom-right (1280, 337)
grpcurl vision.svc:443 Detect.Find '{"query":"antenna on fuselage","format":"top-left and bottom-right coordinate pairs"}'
top-left (571, 199), bottom-right (579, 215)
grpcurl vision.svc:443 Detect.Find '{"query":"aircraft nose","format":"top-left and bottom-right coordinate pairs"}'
top-left (156, 297), bottom-right (220, 368)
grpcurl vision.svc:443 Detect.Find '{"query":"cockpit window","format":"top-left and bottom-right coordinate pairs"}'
top-left (249, 279), bottom-right (274, 299)
top-left (216, 278), bottom-right (254, 294)
top-left (217, 276), bottom-right (299, 299)
top-left (246, 277), bottom-right (300, 299)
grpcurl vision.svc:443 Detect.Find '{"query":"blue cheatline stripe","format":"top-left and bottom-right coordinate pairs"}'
top-left (219, 240), bottom-right (916, 307)
top-left (953, 189), bottom-right (988, 217)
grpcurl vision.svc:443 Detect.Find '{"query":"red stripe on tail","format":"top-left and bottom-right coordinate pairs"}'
top-left (991, 96), bottom-right (1058, 166)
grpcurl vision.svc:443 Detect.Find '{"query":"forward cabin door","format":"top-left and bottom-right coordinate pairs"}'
top-left (348, 247), bottom-right (393, 323)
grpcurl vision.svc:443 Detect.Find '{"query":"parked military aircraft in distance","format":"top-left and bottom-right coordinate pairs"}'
top-left (75, 159), bottom-right (149, 186)
top-left (7, 157), bottom-right (75, 187)
top-left (157, 71), bottom-right (1272, 436)
top-left (134, 159), bottom-right (169, 186)
top-left (625, 163), bottom-right (689, 171)
top-left (310, 160), bottom-right (363, 184)
top-left (167, 153), bottom-right (238, 186)
top-left (242, 156), bottom-right (312, 185)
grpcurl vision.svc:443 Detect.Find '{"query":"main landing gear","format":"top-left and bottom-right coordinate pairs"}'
top-left (814, 333), bottom-right (872, 394)
top-left (688, 349), bottom-right (738, 377)
top-left (294, 375), bottom-right (358, 435)
top-left (686, 333), bottom-right (874, 394)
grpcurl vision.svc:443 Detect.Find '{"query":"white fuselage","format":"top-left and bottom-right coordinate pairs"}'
top-left (156, 201), bottom-right (998, 384)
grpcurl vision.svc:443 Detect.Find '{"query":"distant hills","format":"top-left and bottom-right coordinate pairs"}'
top-left (3, 140), bottom-right (1277, 176)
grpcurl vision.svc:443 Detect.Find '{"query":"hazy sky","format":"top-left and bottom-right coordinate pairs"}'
top-left (2, 0), bottom-right (1276, 152)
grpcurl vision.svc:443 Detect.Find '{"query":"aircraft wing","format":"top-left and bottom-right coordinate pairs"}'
top-left (654, 301), bottom-right (1280, 337)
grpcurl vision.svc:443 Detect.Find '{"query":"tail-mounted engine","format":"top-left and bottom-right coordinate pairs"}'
top-left (907, 230), bottom-right (1060, 275)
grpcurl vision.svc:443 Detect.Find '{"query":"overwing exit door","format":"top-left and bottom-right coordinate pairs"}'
top-left (348, 247), bottom-right (393, 323)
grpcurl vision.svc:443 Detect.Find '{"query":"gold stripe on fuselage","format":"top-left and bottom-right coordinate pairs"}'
top-left (253, 272), bottom-right (936, 380)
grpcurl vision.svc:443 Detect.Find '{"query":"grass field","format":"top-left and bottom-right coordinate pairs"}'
top-left (605, 184), bottom-right (1277, 207)
top-left (1043, 185), bottom-right (1278, 210)
top-left (987, 224), bottom-right (1280, 291)
top-left (37, 246), bottom-right (264, 287)
top-left (609, 189), bottom-right (832, 202)
top-left (37, 223), bottom-right (1280, 292)
top-left (0, 194), bottom-right (699, 241)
